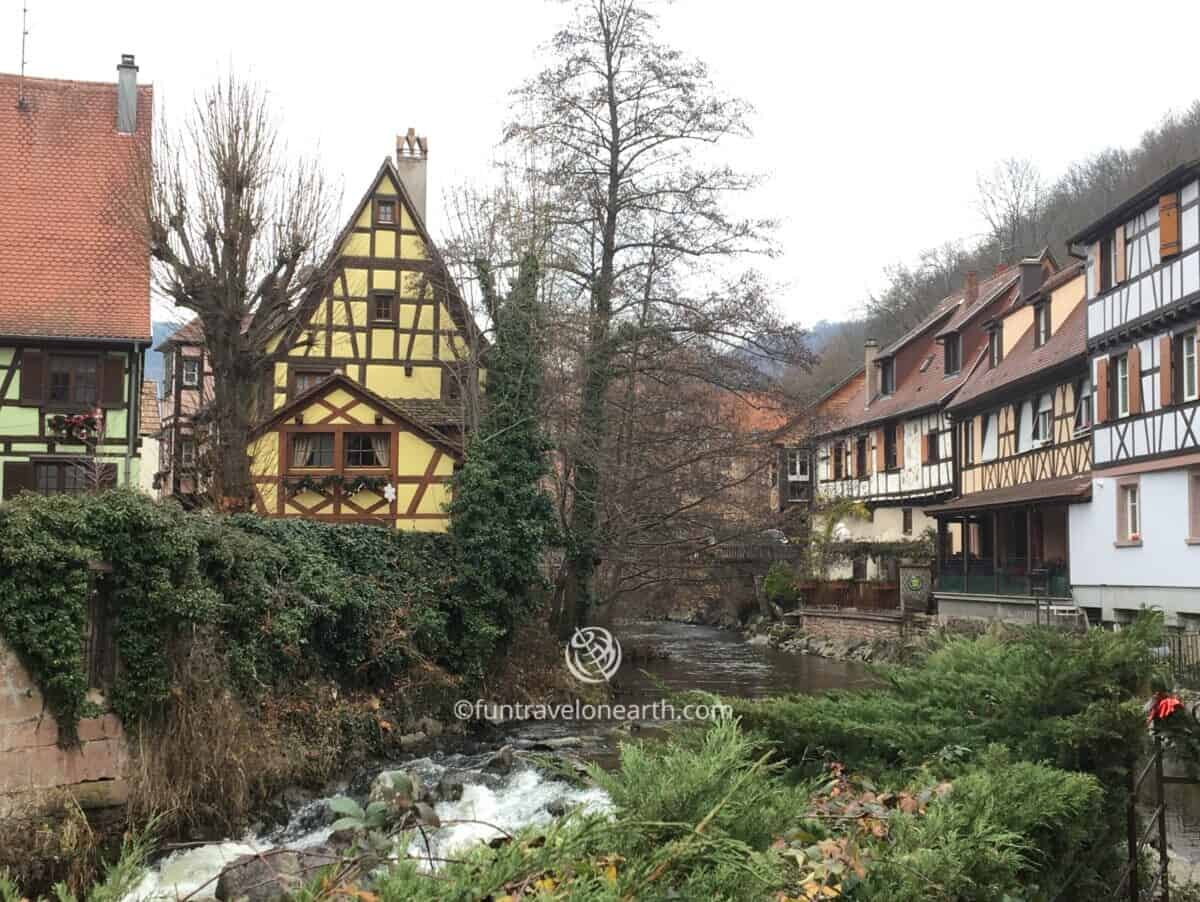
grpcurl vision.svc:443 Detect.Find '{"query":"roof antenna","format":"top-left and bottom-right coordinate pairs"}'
top-left (16, 2), bottom-right (30, 111)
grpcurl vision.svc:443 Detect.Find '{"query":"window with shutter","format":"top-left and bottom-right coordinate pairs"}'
top-left (1182, 331), bottom-right (1198, 402)
top-left (1128, 345), bottom-right (1142, 414)
top-left (2, 461), bottom-right (35, 499)
top-left (1161, 335), bottom-right (1175, 407)
top-left (100, 357), bottom-right (125, 407)
top-left (19, 351), bottom-right (44, 403)
top-left (1161, 192), bottom-right (1181, 258)
top-left (1095, 358), bottom-right (1110, 424)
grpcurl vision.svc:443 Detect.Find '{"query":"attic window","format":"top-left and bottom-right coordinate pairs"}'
top-left (880, 358), bottom-right (895, 395)
top-left (988, 325), bottom-right (1003, 369)
top-left (1033, 301), bottom-right (1051, 348)
top-left (375, 199), bottom-right (397, 226)
top-left (919, 355), bottom-right (933, 373)
top-left (943, 334), bottom-right (961, 375)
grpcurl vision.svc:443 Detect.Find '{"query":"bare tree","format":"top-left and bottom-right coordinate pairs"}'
top-left (505, 0), bottom-right (811, 634)
top-left (976, 157), bottom-right (1050, 259)
top-left (139, 76), bottom-right (339, 509)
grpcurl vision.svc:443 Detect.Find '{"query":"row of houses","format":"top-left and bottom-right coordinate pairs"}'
top-left (785, 168), bottom-right (1200, 625)
top-left (1, 60), bottom-right (476, 532)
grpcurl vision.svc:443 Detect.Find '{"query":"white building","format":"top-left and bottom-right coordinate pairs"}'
top-left (1068, 162), bottom-right (1200, 626)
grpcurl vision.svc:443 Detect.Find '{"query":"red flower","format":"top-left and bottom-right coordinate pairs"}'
top-left (1148, 693), bottom-right (1184, 724)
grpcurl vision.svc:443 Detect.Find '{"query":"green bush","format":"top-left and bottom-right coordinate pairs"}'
top-left (762, 561), bottom-right (798, 606)
top-left (0, 490), bottom-right (460, 741)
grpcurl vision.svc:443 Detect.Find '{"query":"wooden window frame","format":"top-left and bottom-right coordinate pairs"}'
top-left (181, 358), bottom-right (200, 388)
top-left (289, 431), bottom-right (336, 470)
top-left (1181, 330), bottom-right (1198, 403)
top-left (1074, 378), bottom-right (1093, 433)
top-left (344, 432), bottom-right (390, 469)
top-left (1114, 353), bottom-right (1130, 418)
top-left (1033, 301), bottom-right (1051, 348)
top-left (883, 424), bottom-right (898, 472)
top-left (289, 366), bottom-right (335, 399)
top-left (879, 359), bottom-right (895, 396)
top-left (372, 290), bottom-right (397, 324)
top-left (47, 353), bottom-right (99, 407)
top-left (925, 429), bottom-right (940, 464)
top-left (1032, 393), bottom-right (1053, 445)
top-left (373, 197), bottom-right (398, 228)
top-left (832, 443), bottom-right (845, 481)
top-left (988, 327), bottom-right (1002, 369)
top-left (180, 437), bottom-right (196, 468)
top-left (855, 436), bottom-right (868, 477)
top-left (943, 335), bottom-right (961, 376)
top-left (1100, 235), bottom-right (1115, 293)
top-left (1115, 475), bottom-right (1142, 547)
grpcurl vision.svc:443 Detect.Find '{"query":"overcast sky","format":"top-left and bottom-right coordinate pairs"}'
top-left (7, 0), bottom-right (1200, 328)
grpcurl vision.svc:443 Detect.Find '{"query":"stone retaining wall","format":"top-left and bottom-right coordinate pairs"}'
top-left (0, 641), bottom-right (127, 818)
top-left (797, 609), bottom-right (910, 643)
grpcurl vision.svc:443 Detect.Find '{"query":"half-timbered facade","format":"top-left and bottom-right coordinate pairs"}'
top-left (1067, 162), bottom-right (1200, 624)
top-left (810, 264), bottom-right (1043, 579)
top-left (155, 318), bottom-right (214, 500)
top-left (247, 134), bottom-right (479, 530)
top-left (0, 59), bottom-right (153, 500)
top-left (928, 263), bottom-right (1092, 613)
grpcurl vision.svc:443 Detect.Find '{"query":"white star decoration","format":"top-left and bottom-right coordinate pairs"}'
top-left (383, 483), bottom-right (397, 503)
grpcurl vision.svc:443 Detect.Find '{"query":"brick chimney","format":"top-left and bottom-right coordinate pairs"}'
top-left (395, 128), bottom-right (429, 224)
top-left (864, 338), bottom-right (879, 408)
top-left (964, 271), bottom-right (978, 305)
top-left (116, 54), bottom-right (138, 134)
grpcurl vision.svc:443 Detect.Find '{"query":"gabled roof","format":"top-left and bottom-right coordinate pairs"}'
top-left (0, 72), bottom-right (152, 342)
top-left (816, 272), bottom-right (1024, 437)
top-left (139, 380), bottom-right (160, 436)
top-left (935, 266), bottom-right (1021, 338)
top-left (1068, 159), bottom-right (1200, 247)
top-left (249, 372), bottom-right (463, 458)
top-left (948, 271), bottom-right (1087, 413)
top-left (280, 158), bottom-right (483, 355)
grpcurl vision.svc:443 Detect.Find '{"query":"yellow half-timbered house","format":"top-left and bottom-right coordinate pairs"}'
top-left (928, 261), bottom-right (1092, 613)
top-left (247, 134), bottom-right (480, 531)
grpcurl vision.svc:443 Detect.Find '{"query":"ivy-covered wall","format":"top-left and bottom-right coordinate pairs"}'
top-left (0, 490), bottom-right (458, 746)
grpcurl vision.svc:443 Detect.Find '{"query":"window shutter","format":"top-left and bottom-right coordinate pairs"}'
top-left (1161, 335), bottom-right (1175, 407)
top-left (1128, 344), bottom-right (1142, 414)
top-left (775, 447), bottom-right (787, 512)
top-left (845, 440), bottom-right (855, 478)
top-left (921, 432), bottom-right (930, 465)
top-left (99, 462), bottom-right (118, 488)
top-left (894, 423), bottom-right (905, 469)
top-left (1161, 193), bottom-right (1181, 258)
top-left (1095, 358), bottom-right (1110, 424)
top-left (1114, 226), bottom-right (1127, 283)
top-left (100, 357), bottom-right (125, 408)
top-left (19, 350), bottom-right (44, 403)
top-left (874, 429), bottom-right (884, 472)
top-left (2, 461), bottom-right (34, 499)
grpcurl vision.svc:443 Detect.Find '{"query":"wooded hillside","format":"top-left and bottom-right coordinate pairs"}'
top-left (790, 100), bottom-right (1200, 398)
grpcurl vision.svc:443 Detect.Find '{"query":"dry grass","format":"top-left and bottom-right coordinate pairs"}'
top-left (0, 789), bottom-right (110, 896)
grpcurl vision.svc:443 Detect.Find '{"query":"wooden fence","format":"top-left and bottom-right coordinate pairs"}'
top-left (799, 580), bottom-right (899, 612)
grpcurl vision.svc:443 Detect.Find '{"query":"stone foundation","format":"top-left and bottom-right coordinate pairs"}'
top-left (0, 642), bottom-right (127, 818)
top-left (796, 609), bottom-right (909, 643)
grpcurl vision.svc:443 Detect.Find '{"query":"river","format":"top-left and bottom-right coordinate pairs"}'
top-left (126, 622), bottom-right (870, 899)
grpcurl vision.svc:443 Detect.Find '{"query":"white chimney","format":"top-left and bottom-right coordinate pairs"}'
top-left (116, 54), bottom-right (138, 134)
top-left (395, 128), bottom-right (429, 224)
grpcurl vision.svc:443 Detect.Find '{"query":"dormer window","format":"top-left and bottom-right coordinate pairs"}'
top-left (988, 326), bottom-right (1003, 369)
top-left (1033, 302), bottom-right (1051, 348)
top-left (879, 358), bottom-right (895, 396)
top-left (375, 198), bottom-right (397, 226)
top-left (943, 334), bottom-right (961, 376)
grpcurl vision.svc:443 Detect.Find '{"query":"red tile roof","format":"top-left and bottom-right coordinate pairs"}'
top-left (818, 277), bottom-right (1022, 436)
top-left (0, 72), bottom-right (152, 342)
top-left (156, 317), bottom-right (205, 350)
top-left (948, 274), bottom-right (1088, 412)
top-left (935, 267), bottom-right (1019, 337)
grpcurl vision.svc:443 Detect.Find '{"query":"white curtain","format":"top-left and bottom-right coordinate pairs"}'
top-left (370, 434), bottom-right (389, 467)
top-left (292, 434), bottom-right (312, 467)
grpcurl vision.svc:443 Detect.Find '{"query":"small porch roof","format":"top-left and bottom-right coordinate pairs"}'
top-left (924, 474), bottom-right (1091, 516)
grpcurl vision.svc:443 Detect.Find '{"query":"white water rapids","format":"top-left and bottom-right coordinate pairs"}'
top-left (124, 757), bottom-right (610, 900)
